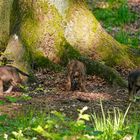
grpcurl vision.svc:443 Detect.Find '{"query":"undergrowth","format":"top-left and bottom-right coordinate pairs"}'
top-left (0, 102), bottom-right (140, 140)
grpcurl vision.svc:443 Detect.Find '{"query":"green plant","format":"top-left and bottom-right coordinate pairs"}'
top-left (132, 123), bottom-right (140, 140)
top-left (116, 4), bottom-right (134, 25)
top-left (91, 101), bottom-right (131, 140)
top-left (127, 113), bottom-right (140, 140)
top-left (0, 109), bottom-right (47, 140)
top-left (1, 103), bottom-right (139, 140)
top-left (0, 100), bottom-right (5, 105)
top-left (93, 1), bottom-right (138, 28)
top-left (33, 106), bottom-right (91, 139)
top-left (115, 30), bottom-right (139, 48)
top-left (5, 96), bottom-right (18, 103)
top-left (115, 30), bottom-right (129, 45)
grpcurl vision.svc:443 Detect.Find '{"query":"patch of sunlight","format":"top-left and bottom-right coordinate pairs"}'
top-left (48, 0), bottom-right (69, 15)
top-left (95, 2), bottom-right (109, 9)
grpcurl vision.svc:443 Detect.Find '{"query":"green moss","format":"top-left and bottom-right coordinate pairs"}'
top-left (10, 0), bottom-right (20, 34)
top-left (19, 1), bottom-right (65, 69)
top-left (98, 47), bottom-right (133, 67)
top-left (60, 42), bottom-right (81, 66)
top-left (79, 57), bottom-right (127, 87)
top-left (33, 53), bottom-right (62, 71)
top-left (21, 18), bottom-right (39, 48)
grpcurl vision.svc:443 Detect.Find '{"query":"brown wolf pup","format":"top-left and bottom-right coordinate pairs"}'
top-left (66, 60), bottom-right (86, 92)
top-left (0, 65), bottom-right (29, 96)
top-left (128, 69), bottom-right (140, 101)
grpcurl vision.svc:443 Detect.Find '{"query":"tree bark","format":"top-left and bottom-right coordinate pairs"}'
top-left (64, 0), bottom-right (136, 68)
top-left (3, 34), bottom-right (30, 75)
top-left (0, 0), bottom-right (13, 51)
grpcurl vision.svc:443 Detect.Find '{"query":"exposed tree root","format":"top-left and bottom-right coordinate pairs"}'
top-left (79, 57), bottom-right (127, 87)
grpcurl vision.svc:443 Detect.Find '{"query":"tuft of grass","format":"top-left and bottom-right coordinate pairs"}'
top-left (115, 30), bottom-right (129, 45)
top-left (116, 4), bottom-right (136, 25)
top-left (115, 30), bottom-right (139, 48)
top-left (91, 101), bottom-right (131, 140)
top-left (92, 0), bottom-right (139, 48)
top-left (93, 1), bottom-right (138, 28)
top-left (1, 102), bottom-right (140, 140)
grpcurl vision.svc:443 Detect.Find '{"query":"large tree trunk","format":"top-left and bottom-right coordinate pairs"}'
top-left (9, 0), bottom-right (136, 66)
top-left (0, 0), bottom-right (13, 51)
top-left (51, 0), bottom-right (136, 68)
top-left (0, 0), bottom-right (139, 86)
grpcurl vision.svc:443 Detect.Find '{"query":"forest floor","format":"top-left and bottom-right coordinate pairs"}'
top-left (0, 1), bottom-right (140, 120)
top-left (0, 68), bottom-right (140, 120)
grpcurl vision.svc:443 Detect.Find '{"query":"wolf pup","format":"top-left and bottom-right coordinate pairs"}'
top-left (67, 60), bottom-right (86, 92)
top-left (128, 69), bottom-right (140, 101)
top-left (0, 65), bottom-right (29, 96)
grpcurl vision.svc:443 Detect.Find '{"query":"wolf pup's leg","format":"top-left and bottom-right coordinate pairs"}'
top-left (4, 85), bottom-right (14, 94)
top-left (0, 79), bottom-right (4, 96)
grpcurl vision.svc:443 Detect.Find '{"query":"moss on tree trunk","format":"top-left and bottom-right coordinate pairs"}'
top-left (0, 0), bottom-right (13, 51)
top-left (2, 35), bottom-right (30, 80)
top-left (79, 57), bottom-right (127, 87)
top-left (17, 0), bottom-right (65, 64)
top-left (10, 0), bottom-right (137, 68)
top-left (64, 0), bottom-right (135, 68)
